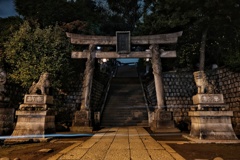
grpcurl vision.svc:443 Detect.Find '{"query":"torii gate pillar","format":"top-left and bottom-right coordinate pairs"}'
top-left (151, 44), bottom-right (165, 109)
top-left (70, 45), bottom-right (95, 132)
top-left (150, 44), bottom-right (180, 133)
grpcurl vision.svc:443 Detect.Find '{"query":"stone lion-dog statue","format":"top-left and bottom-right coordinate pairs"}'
top-left (29, 72), bottom-right (51, 95)
top-left (193, 71), bottom-right (215, 94)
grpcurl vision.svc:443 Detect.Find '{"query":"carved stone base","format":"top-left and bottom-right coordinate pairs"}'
top-left (150, 109), bottom-right (180, 133)
top-left (0, 103), bottom-right (15, 135)
top-left (233, 111), bottom-right (240, 135)
top-left (19, 94), bottom-right (53, 110)
top-left (189, 111), bottom-right (237, 140)
top-left (192, 94), bottom-right (228, 111)
top-left (4, 110), bottom-right (56, 144)
top-left (70, 110), bottom-right (92, 132)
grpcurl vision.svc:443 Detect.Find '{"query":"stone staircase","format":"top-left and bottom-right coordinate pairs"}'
top-left (101, 65), bottom-right (149, 127)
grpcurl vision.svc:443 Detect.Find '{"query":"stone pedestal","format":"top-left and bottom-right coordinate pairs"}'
top-left (189, 111), bottom-right (237, 139)
top-left (70, 110), bottom-right (92, 132)
top-left (233, 111), bottom-right (240, 135)
top-left (150, 109), bottom-right (180, 133)
top-left (189, 94), bottom-right (237, 139)
top-left (19, 94), bottom-right (53, 110)
top-left (192, 94), bottom-right (228, 110)
top-left (4, 94), bottom-right (56, 144)
top-left (0, 102), bottom-right (15, 135)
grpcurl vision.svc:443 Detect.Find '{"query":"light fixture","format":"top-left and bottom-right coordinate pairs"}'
top-left (102, 58), bottom-right (108, 63)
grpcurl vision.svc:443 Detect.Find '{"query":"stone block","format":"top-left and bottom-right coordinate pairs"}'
top-left (0, 107), bottom-right (15, 135)
top-left (70, 110), bottom-right (92, 132)
top-left (150, 110), bottom-right (180, 133)
top-left (189, 111), bottom-right (233, 117)
top-left (193, 94), bottom-right (224, 105)
top-left (188, 111), bottom-right (237, 140)
top-left (4, 109), bottom-right (56, 144)
top-left (24, 94), bottom-right (53, 104)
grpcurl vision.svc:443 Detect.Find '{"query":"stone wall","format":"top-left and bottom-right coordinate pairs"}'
top-left (3, 67), bottom-right (240, 134)
top-left (145, 68), bottom-right (240, 134)
top-left (207, 68), bottom-right (240, 134)
top-left (3, 69), bottom-right (110, 131)
top-left (91, 71), bottom-right (110, 112)
top-left (54, 74), bottom-right (84, 125)
top-left (145, 72), bottom-right (197, 129)
top-left (5, 83), bottom-right (26, 109)
top-left (0, 107), bottom-right (15, 135)
top-left (163, 72), bottom-right (196, 127)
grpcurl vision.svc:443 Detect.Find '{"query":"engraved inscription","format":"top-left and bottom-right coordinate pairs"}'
top-left (25, 95), bottom-right (44, 103)
top-left (200, 94), bottom-right (223, 103)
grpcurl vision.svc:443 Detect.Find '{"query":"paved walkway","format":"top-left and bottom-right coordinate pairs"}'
top-left (48, 127), bottom-right (185, 160)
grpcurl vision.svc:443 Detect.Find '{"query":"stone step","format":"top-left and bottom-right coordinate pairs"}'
top-left (101, 121), bottom-right (149, 127)
top-left (104, 104), bottom-right (146, 107)
top-left (101, 120), bottom-right (148, 127)
top-left (103, 114), bottom-right (148, 117)
top-left (103, 108), bottom-right (148, 111)
top-left (103, 109), bottom-right (148, 113)
top-left (101, 118), bottom-right (148, 122)
top-left (102, 111), bottom-right (148, 116)
top-left (101, 115), bottom-right (148, 120)
top-left (111, 77), bottom-right (140, 84)
top-left (101, 74), bottom-right (148, 127)
top-left (104, 106), bottom-right (147, 113)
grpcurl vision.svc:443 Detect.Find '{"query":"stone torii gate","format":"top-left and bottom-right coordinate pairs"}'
top-left (66, 31), bottom-right (182, 132)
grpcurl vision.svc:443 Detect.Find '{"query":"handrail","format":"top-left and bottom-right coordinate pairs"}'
top-left (137, 65), bottom-right (152, 113)
top-left (100, 65), bottom-right (118, 115)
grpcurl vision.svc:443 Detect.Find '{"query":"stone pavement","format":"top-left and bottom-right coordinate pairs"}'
top-left (48, 127), bottom-right (185, 160)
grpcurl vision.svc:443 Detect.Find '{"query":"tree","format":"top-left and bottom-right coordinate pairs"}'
top-left (137, 0), bottom-right (199, 71)
top-left (193, 0), bottom-right (240, 70)
top-left (3, 21), bottom-right (74, 89)
top-left (103, 0), bottom-right (143, 34)
top-left (14, 0), bottom-right (103, 30)
top-left (15, 0), bottom-right (67, 26)
top-left (0, 16), bottom-right (23, 66)
top-left (138, 0), bottom-right (240, 71)
top-left (138, 0), bottom-right (197, 34)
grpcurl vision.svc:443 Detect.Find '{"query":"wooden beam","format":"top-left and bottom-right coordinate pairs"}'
top-left (160, 51), bottom-right (176, 58)
top-left (95, 51), bottom-right (152, 58)
top-left (71, 51), bottom-right (89, 59)
top-left (71, 51), bottom-right (176, 59)
top-left (131, 32), bottom-right (182, 44)
top-left (66, 31), bottom-right (182, 45)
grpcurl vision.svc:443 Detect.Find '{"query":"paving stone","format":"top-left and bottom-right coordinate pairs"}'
top-left (38, 148), bottom-right (54, 153)
top-left (50, 127), bottom-right (185, 160)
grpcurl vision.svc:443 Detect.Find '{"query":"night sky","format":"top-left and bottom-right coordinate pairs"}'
top-left (0, 0), bottom-right (17, 18)
top-left (0, 0), bottom-right (109, 18)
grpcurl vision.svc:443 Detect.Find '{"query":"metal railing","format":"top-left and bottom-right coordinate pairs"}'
top-left (137, 65), bottom-right (152, 113)
top-left (99, 65), bottom-right (118, 116)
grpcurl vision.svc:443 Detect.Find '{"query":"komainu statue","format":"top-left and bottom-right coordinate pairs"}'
top-left (193, 71), bottom-right (214, 94)
top-left (29, 72), bottom-right (51, 95)
top-left (0, 67), bottom-right (7, 97)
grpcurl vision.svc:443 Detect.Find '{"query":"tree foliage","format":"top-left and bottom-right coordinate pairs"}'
top-left (106, 0), bottom-right (143, 34)
top-left (3, 21), bottom-right (74, 88)
top-left (2, 0), bottom-right (239, 74)
top-left (0, 16), bottom-right (23, 65)
top-left (138, 0), bottom-right (197, 34)
top-left (14, 0), bottom-right (103, 30)
top-left (138, 0), bottom-right (240, 71)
